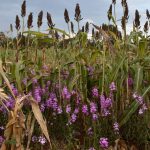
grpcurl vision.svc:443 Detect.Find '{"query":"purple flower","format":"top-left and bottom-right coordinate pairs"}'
top-left (109, 82), bottom-right (116, 91)
top-left (128, 77), bottom-right (133, 86)
top-left (32, 78), bottom-right (37, 84)
top-left (47, 81), bottom-right (51, 86)
top-left (66, 104), bottom-right (71, 114)
top-left (113, 122), bottom-right (119, 134)
top-left (90, 102), bottom-right (97, 114)
top-left (92, 87), bottom-right (99, 97)
top-left (132, 92), bottom-right (147, 115)
top-left (52, 100), bottom-right (58, 111)
top-left (40, 103), bottom-right (45, 112)
top-left (92, 113), bottom-right (98, 121)
top-left (139, 104), bottom-right (147, 115)
top-left (87, 127), bottom-right (93, 136)
top-left (87, 66), bottom-right (94, 76)
top-left (46, 98), bottom-right (53, 108)
top-left (57, 106), bottom-right (63, 114)
top-left (33, 86), bottom-right (41, 103)
top-left (32, 136), bottom-right (38, 143)
top-left (62, 87), bottom-right (71, 100)
top-left (0, 126), bottom-right (4, 130)
top-left (6, 96), bottom-right (15, 109)
top-left (0, 136), bottom-right (4, 144)
top-left (100, 95), bottom-right (112, 116)
top-left (133, 92), bottom-right (138, 99)
top-left (71, 113), bottom-right (77, 123)
top-left (38, 136), bottom-right (46, 145)
top-left (82, 104), bottom-right (88, 115)
top-left (22, 78), bottom-right (27, 85)
top-left (41, 88), bottom-right (46, 95)
top-left (74, 108), bottom-right (79, 114)
top-left (99, 137), bottom-right (109, 149)
top-left (11, 84), bottom-right (18, 96)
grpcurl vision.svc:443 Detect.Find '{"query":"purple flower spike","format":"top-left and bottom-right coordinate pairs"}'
top-left (38, 136), bottom-right (46, 145)
top-left (71, 113), bottom-right (77, 123)
top-left (66, 104), bottom-right (71, 114)
top-left (128, 77), bottom-right (133, 86)
top-left (87, 127), bottom-right (93, 136)
top-left (62, 86), bottom-right (71, 100)
top-left (113, 122), bottom-right (119, 134)
top-left (100, 95), bottom-right (112, 116)
top-left (90, 102), bottom-right (97, 114)
top-left (92, 113), bottom-right (98, 121)
top-left (33, 86), bottom-right (41, 103)
top-left (109, 82), bottom-right (116, 91)
top-left (99, 137), bottom-right (109, 149)
top-left (57, 106), bottom-right (63, 114)
top-left (92, 87), bottom-right (99, 97)
top-left (0, 136), bottom-right (4, 144)
top-left (32, 136), bottom-right (38, 143)
top-left (82, 104), bottom-right (88, 115)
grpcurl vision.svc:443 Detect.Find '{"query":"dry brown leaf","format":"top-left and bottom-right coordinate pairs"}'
top-left (130, 145), bottom-right (138, 150)
top-left (0, 143), bottom-right (7, 150)
top-left (26, 116), bottom-right (35, 150)
top-left (0, 60), bottom-right (16, 100)
top-left (30, 96), bottom-right (52, 149)
top-left (113, 139), bottom-right (128, 150)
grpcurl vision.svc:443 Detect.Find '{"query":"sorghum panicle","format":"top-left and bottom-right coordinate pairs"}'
top-left (37, 10), bottom-right (43, 28)
top-left (146, 9), bottom-right (150, 20)
top-left (47, 12), bottom-right (55, 28)
top-left (64, 9), bottom-right (70, 23)
top-left (27, 12), bottom-right (33, 29)
top-left (107, 4), bottom-right (112, 21)
top-left (144, 21), bottom-right (149, 33)
top-left (134, 9), bottom-right (140, 28)
top-left (15, 15), bottom-right (20, 31)
top-left (74, 3), bottom-right (82, 22)
top-left (85, 22), bottom-right (89, 33)
top-left (21, 0), bottom-right (26, 17)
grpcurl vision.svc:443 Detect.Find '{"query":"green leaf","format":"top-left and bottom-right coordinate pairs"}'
top-left (47, 27), bottom-right (70, 37)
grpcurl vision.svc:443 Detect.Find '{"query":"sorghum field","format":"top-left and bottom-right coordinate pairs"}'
top-left (0, 0), bottom-right (150, 150)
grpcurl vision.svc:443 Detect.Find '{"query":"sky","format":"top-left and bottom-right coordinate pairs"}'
top-left (0, 0), bottom-right (149, 34)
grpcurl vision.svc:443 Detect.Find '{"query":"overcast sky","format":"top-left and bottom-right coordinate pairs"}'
top-left (0, 0), bottom-right (149, 34)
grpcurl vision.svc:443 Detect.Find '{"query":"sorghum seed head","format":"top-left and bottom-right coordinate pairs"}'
top-left (85, 22), bottom-right (89, 33)
top-left (21, 0), bottom-right (26, 17)
top-left (134, 9), bottom-right (140, 28)
top-left (64, 9), bottom-right (70, 23)
top-left (82, 26), bottom-right (84, 32)
top-left (107, 4), bottom-right (112, 21)
top-left (121, 0), bottom-right (127, 7)
top-left (92, 28), bottom-right (95, 37)
top-left (15, 15), bottom-right (20, 31)
top-left (10, 24), bottom-right (13, 32)
top-left (27, 12), bottom-right (33, 29)
top-left (75, 3), bottom-right (82, 22)
top-left (112, 0), bottom-right (116, 4)
top-left (124, 2), bottom-right (129, 20)
top-left (121, 16), bottom-right (126, 30)
top-left (71, 22), bottom-right (74, 33)
top-left (37, 10), bottom-right (43, 28)
top-left (47, 12), bottom-right (55, 28)
top-left (146, 9), bottom-right (150, 20)
top-left (144, 21), bottom-right (149, 33)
